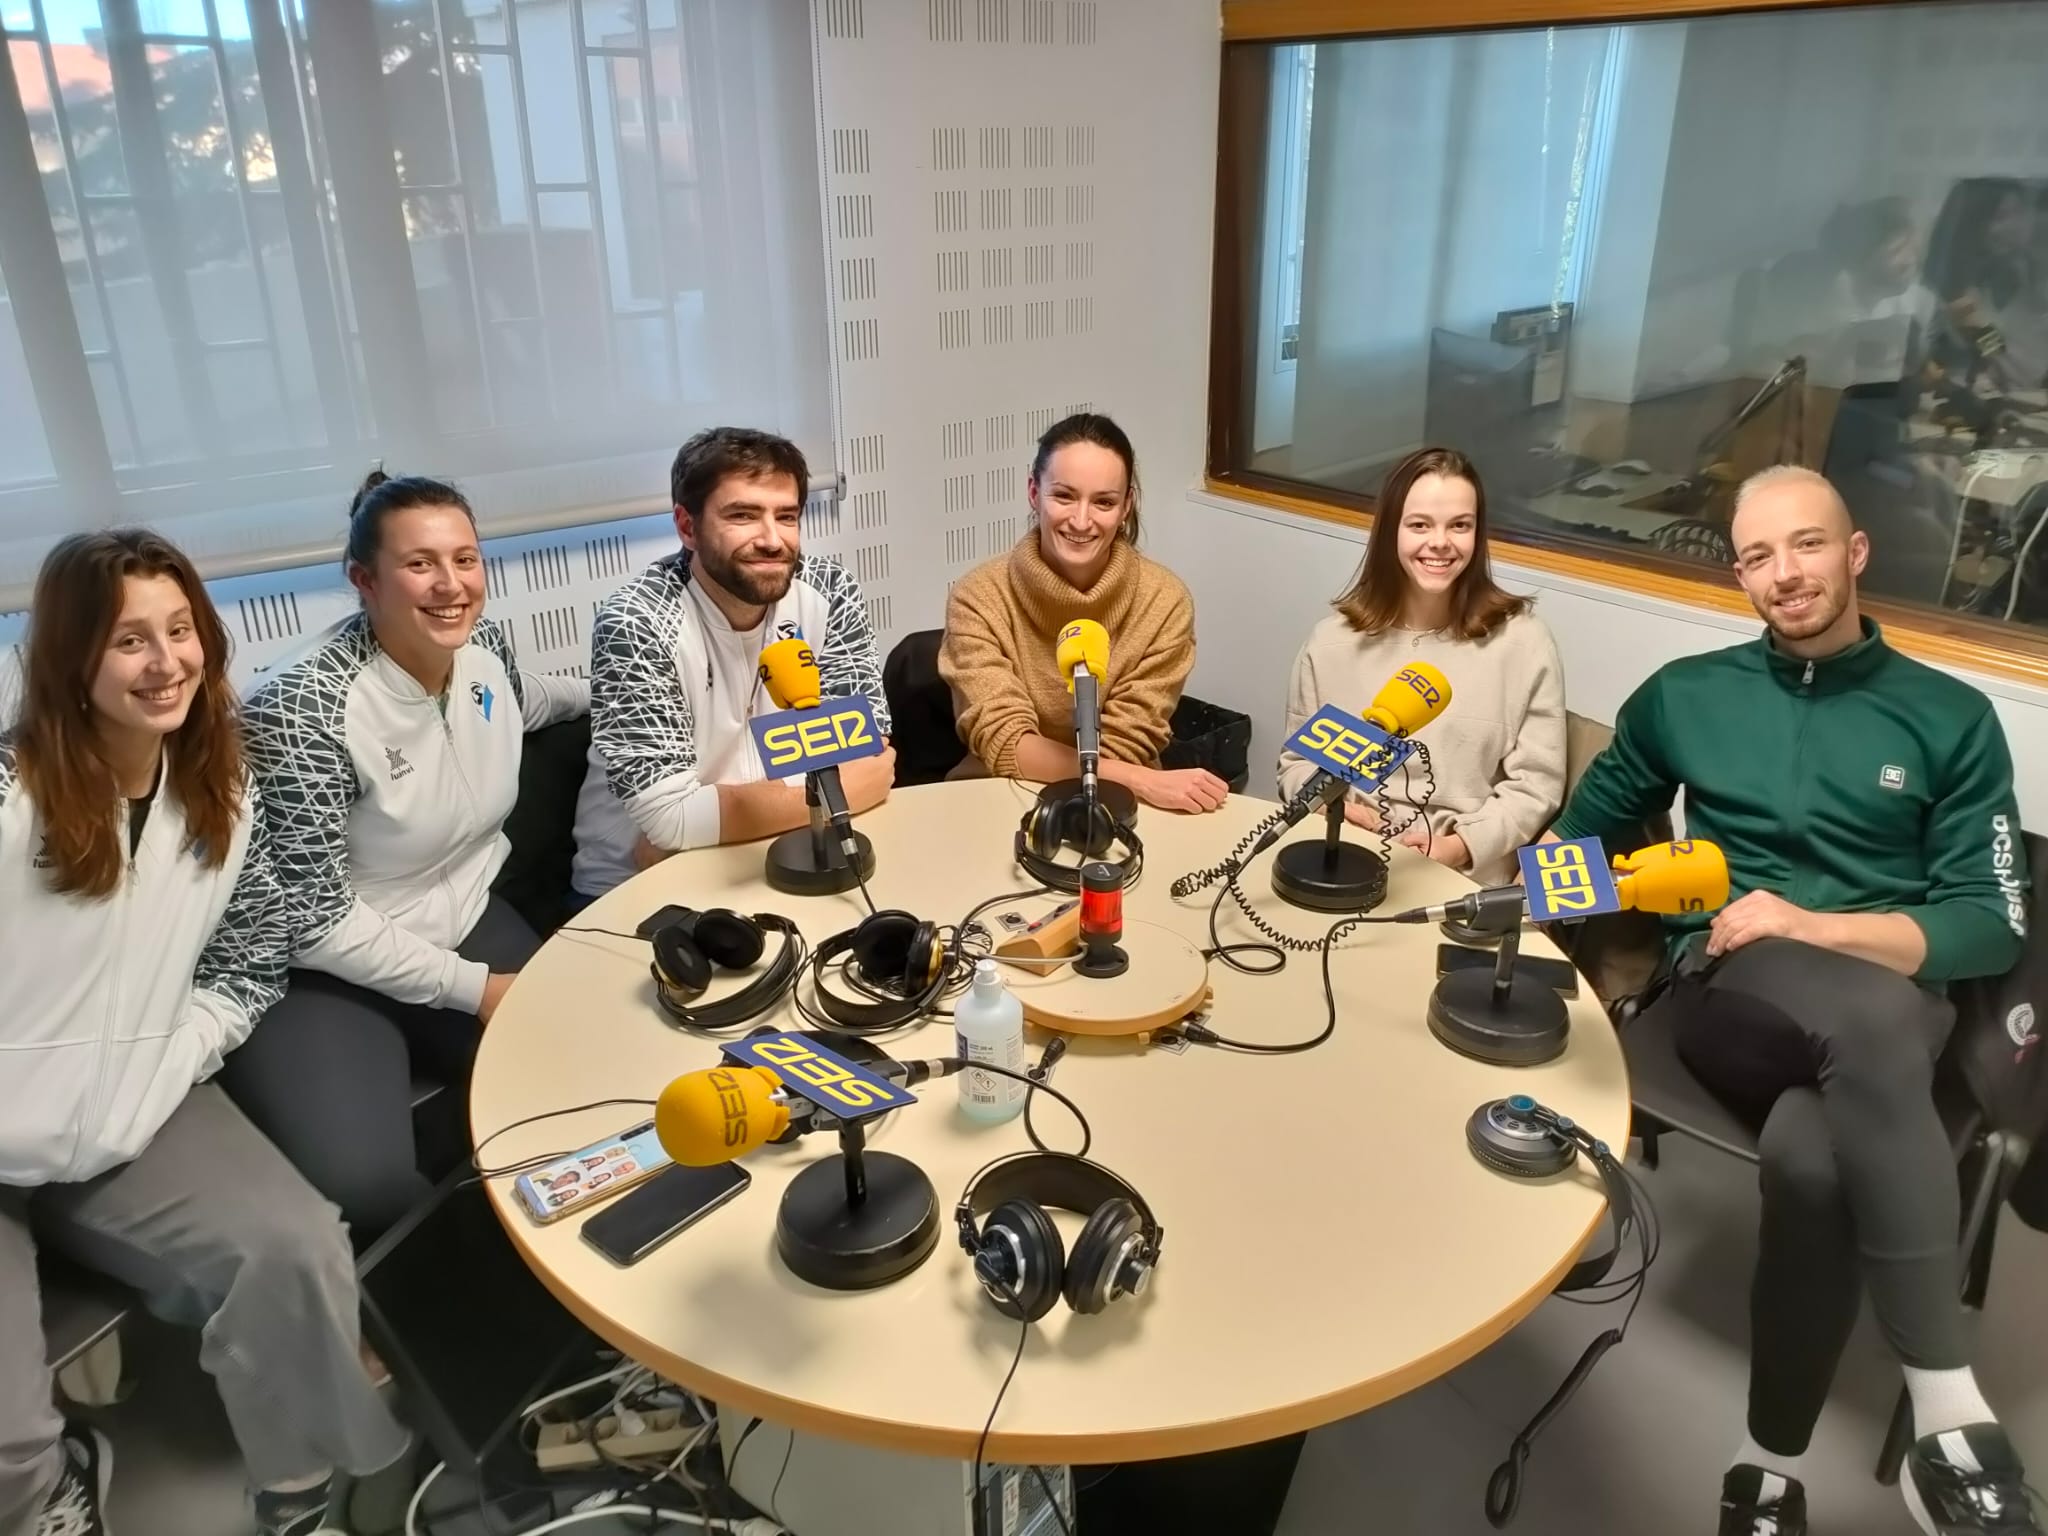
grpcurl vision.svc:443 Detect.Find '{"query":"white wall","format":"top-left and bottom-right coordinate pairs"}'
top-left (808, 0), bottom-right (1220, 650)
top-left (1158, 488), bottom-right (2048, 831)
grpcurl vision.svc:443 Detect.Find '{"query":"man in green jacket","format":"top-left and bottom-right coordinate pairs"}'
top-left (1552, 466), bottom-right (2034, 1536)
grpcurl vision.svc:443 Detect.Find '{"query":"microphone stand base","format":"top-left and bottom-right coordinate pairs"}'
top-left (1074, 944), bottom-right (1130, 979)
top-left (776, 1151), bottom-right (939, 1291)
top-left (1427, 969), bottom-right (1569, 1066)
top-left (764, 827), bottom-right (877, 898)
top-left (1271, 840), bottom-right (1387, 913)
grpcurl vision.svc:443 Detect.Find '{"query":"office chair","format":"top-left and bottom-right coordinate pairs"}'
top-left (883, 629), bottom-right (969, 786)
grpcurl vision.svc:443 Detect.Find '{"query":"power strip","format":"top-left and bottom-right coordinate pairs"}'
top-left (534, 1407), bottom-right (699, 1470)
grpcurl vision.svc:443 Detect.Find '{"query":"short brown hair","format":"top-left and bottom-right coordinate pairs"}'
top-left (1333, 446), bottom-right (1527, 641)
top-left (14, 529), bottom-right (244, 898)
top-left (670, 427), bottom-right (810, 521)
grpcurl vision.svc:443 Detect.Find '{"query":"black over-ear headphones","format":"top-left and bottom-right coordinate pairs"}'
top-left (805, 908), bottom-right (950, 1034)
top-left (1467, 1094), bottom-right (1652, 1528)
top-left (1015, 799), bottom-right (1143, 894)
top-left (648, 909), bottom-right (801, 1034)
top-left (956, 1151), bottom-right (1164, 1323)
top-left (1466, 1094), bottom-right (1632, 1289)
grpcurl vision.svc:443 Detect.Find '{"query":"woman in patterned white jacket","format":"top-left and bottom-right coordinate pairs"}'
top-left (227, 470), bottom-right (589, 1239)
top-left (0, 529), bottom-right (410, 1536)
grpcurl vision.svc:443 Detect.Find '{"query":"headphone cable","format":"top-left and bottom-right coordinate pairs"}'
top-left (1021, 1038), bottom-right (1076, 1157)
top-left (1483, 1160), bottom-right (1661, 1528)
top-left (849, 844), bottom-right (880, 917)
top-left (969, 1283), bottom-right (1076, 1536)
top-left (467, 1098), bottom-right (661, 1183)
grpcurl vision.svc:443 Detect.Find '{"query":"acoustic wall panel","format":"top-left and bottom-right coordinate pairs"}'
top-left (813, 0), bottom-right (1136, 653)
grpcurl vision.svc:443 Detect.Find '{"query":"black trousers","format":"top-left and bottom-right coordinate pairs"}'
top-left (220, 895), bottom-right (542, 1243)
top-left (1645, 937), bottom-right (1964, 1455)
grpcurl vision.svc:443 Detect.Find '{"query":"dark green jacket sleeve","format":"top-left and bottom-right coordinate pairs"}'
top-left (1902, 704), bottom-right (2028, 983)
top-left (1549, 675), bottom-right (1680, 846)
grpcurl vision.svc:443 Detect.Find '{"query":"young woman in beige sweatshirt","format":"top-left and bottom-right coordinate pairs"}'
top-left (1277, 446), bottom-right (1566, 885)
top-left (940, 413), bottom-right (1227, 814)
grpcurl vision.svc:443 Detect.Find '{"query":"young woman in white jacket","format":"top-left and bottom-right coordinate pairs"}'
top-left (1277, 446), bottom-right (1567, 886)
top-left (0, 531), bottom-right (409, 1536)
top-left (228, 471), bottom-right (589, 1238)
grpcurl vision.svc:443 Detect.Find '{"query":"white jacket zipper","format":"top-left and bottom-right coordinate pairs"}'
top-left (73, 845), bottom-right (135, 1179)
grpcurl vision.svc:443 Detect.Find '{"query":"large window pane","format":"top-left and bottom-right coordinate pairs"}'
top-left (1220, 3), bottom-right (2048, 643)
top-left (0, 0), bottom-right (831, 597)
top-left (0, 265), bottom-right (55, 487)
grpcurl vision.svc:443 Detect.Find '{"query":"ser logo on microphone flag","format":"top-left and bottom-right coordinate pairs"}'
top-left (722, 1033), bottom-right (913, 1122)
top-left (748, 696), bottom-right (886, 780)
top-left (1517, 837), bottom-right (1621, 922)
top-left (1285, 703), bottom-right (1417, 792)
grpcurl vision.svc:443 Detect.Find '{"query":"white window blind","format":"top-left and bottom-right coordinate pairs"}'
top-left (0, 0), bottom-right (832, 605)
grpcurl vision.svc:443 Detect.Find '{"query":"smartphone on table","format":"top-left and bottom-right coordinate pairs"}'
top-left (580, 1164), bottom-right (752, 1267)
top-left (514, 1121), bottom-right (672, 1225)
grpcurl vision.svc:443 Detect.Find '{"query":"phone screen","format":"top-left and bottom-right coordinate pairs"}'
top-left (514, 1121), bottom-right (673, 1225)
top-left (580, 1163), bottom-right (751, 1267)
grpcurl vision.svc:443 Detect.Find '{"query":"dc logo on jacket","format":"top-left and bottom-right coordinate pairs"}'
top-left (471, 682), bottom-right (494, 722)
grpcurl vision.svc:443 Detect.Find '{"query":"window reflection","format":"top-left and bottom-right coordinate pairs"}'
top-left (1226, 4), bottom-right (2048, 636)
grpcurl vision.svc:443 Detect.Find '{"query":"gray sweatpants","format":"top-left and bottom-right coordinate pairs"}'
top-left (0, 1084), bottom-right (410, 1535)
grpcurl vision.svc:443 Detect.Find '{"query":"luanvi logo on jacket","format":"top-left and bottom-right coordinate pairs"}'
top-left (31, 836), bottom-right (53, 871)
top-left (1990, 815), bottom-right (2026, 939)
top-left (385, 746), bottom-right (416, 781)
top-left (2009, 1002), bottom-right (2038, 1060)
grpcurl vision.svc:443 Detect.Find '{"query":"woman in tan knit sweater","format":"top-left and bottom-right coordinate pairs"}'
top-left (940, 414), bottom-right (1227, 813)
top-left (1277, 446), bottom-right (1566, 885)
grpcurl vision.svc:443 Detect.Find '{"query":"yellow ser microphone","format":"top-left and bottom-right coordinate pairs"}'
top-left (758, 637), bottom-right (822, 711)
top-left (1055, 619), bottom-right (1109, 695)
top-left (1612, 839), bottom-right (1731, 914)
top-left (656, 1063), bottom-right (792, 1167)
top-left (1390, 838), bottom-right (1730, 926)
top-left (1055, 619), bottom-right (1109, 813)
top-left (756, 635), bottom-right (863, 861)
top-left (1258, 660), bottom-right (1457, 857)
top-left (655, 1057), bottom-right (962, 1166)
top-left (1361, 660), bottom-right (1453, 737)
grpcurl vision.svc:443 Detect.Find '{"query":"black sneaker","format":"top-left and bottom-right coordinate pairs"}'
top-left (1720, 1464), bottom-right (1808, 1536)
top-left (1904, 1425), bottom-right (2043, 1534)
top-left (36, 1426), bottom-right (112, 1536)
top-left (252, 1477), bottom-right (346, 1536)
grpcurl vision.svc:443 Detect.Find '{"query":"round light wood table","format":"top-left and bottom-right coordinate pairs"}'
top-left (470, 778), bottom-right (1630, 1472)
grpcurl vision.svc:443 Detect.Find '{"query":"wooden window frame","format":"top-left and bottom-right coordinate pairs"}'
top-left (1207, 0), bottom-right (2048, 690)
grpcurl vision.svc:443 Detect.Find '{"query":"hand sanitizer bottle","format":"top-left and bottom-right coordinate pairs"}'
top-left (954, 959), bottom-right (1026, 1124)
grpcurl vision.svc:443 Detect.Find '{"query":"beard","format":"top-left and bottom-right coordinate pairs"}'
top-left (694, 541), bottom-right (796, 606)
top-left (1757, 582), bottom-right (1848, 642)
